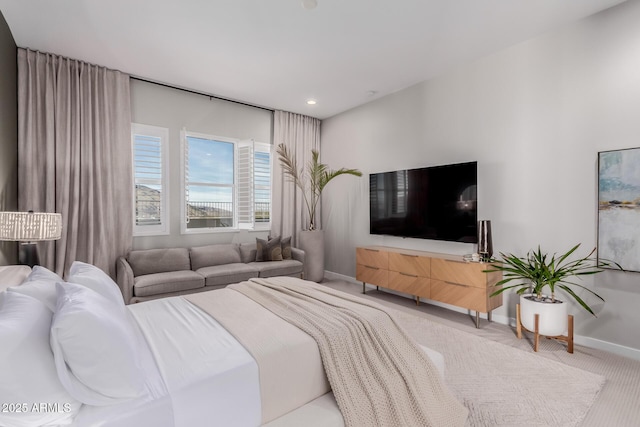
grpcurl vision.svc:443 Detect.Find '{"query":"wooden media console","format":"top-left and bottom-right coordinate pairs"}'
top-left (356, 246), bottom-right (503, 328)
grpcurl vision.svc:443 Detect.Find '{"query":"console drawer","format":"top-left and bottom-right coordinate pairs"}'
top-left (388, 252), bottom-right (430, 277)
top-left (356, 264), bottom-right (388, 287)
top-left (356, 247), bottom-right (388, 269)
top-left (388, 271), bottom-right (430, 298)
top-left (430, 258), bottom-right (488, 288)
top-left (430, 279), bottom-right (487, 312)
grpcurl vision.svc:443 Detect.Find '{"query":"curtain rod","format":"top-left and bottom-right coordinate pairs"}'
top-left (130, 76), bottom-right (275, 113)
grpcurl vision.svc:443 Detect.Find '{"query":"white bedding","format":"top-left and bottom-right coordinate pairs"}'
top-left (130, 297), bottom-right (261, 427)
top-left (70, 293), bottom-right (445, 427)
top-left (70, 309), bottom-right (171, 427)
top-left (72, 297), bottom-right (261, 427)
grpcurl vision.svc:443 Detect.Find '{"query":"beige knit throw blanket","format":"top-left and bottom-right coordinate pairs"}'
top-left (229, 277), bottom-right (468, 427)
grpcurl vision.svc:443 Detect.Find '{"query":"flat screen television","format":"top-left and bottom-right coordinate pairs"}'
top-left (369, 161), bottom-right (477, 243)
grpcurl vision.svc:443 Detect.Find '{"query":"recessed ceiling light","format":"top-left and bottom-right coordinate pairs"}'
top-left (307, 99), bottom-right (317, 105)
top-left (302, 0), bottom-right (318, 10)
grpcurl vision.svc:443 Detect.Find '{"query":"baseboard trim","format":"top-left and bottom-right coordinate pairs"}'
top-left (573, 335), bottom-right (640, 361)
top-left (324, 270), bottom-right (640, 361)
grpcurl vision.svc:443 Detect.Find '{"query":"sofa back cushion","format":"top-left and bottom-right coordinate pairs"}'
top-left (190, 244), bottom-right (241, 271)
top-left (239, 243), bottom-right (257, 263)
top-left (128, 248), bottom-right (191, 277)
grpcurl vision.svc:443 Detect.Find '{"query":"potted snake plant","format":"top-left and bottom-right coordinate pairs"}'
top-left (486, 244), bottom-right (622, 336)
top-left (277, 144), bottom-right (362, 282)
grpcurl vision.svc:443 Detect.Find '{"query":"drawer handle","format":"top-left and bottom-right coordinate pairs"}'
top-left (400, 272), bottom-right (418, 278)
top-left (364, 265), bottom-right (379, 270)
top-left (446, 259), bottom-right (467, 264)
top-left (445, 281), bottom-right (468, 287)
top-left (365, 249), bottom-right (380, 252)
top-left (402, 254), bottom-right (418, 258)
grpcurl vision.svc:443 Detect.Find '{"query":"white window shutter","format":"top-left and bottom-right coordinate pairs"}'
top-left (253, 142), bottom-right (272, 227)
top-left (237, 139), bottom-right (254, 229)
top-left (132, 123), bottom-right (169, 236)
top-left (182, 128), bottom-right (191, 225)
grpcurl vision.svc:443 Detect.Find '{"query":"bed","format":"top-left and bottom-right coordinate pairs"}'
top-left (0, 264), bottom-right (462, 427)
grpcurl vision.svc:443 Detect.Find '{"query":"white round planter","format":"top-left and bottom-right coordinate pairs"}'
top-left (520, 293), bottom-right (568, 337)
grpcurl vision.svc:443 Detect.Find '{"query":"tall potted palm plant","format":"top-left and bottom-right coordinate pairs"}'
top-left (486, 244), bottom-right (622, 336)
top-left (277, 144), bottom-right (362, 282)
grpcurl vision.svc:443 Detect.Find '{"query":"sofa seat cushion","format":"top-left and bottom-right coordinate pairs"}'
top-left (197, 263), bottom-right (259, 287)
top-left (134, 270), bottom-right (204, 297)
top-left (248, 260), bottom-right (303, 278)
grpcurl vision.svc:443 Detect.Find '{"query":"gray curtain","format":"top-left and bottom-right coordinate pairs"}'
top-left (272, 110), bottom-right (321, 246)
top-left (17, 48), bottom-right (132, 277)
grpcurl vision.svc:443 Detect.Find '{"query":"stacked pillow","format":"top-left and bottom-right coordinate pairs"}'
top-left (1, 262), bottom-right (147, 426)
top-left (7, 265), bottom-right (62, 310)
top-left (255, 235), bottom-right (292, 262)
top-left (0, 291), bottom-right (81, 427)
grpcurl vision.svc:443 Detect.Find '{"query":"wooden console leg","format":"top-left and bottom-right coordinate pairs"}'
top-left (516, 304), bottom-right (522, 339)
top-left (415, 296), bottom-right (420, 306)
top-left (475, 311), bottom-right (480, 329)
top-left (362, 282), bottom-right (366, 294)
top-left (488, 311), bottom-right (492, 322)
top-left (567, 315), bottom-right (574, 354)
top-left (534, 313), bottom-right (540, 352)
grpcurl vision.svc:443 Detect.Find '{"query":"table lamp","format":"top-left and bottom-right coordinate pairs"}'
top-left (0, 211), bottom-right (62, 267)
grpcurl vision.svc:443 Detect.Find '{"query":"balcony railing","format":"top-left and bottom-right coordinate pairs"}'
top-left (135, 199), bottom-right (270, 225)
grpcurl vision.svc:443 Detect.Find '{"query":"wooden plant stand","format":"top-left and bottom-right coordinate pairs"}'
top-left (516, 304), bottom-right (574, 354)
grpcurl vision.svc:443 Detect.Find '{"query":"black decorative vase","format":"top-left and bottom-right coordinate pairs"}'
top-left (477, 220), bottom-right (493, 261)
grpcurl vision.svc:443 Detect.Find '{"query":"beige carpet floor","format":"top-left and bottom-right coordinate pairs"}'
top-left (321, 279), bottom-right (640, 427)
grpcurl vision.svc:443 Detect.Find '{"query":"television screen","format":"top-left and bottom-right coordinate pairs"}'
top-left (369, 161), bottom-right (477, 243)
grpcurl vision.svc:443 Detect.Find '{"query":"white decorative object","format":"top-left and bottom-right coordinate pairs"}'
top-left (519, 293), bottom-right (568, 336)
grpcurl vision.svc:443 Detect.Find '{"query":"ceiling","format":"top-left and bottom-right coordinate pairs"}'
top-left (0, 0), bottom-right (627, 119)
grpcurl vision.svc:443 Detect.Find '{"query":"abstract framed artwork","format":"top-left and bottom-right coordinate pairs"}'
top-left (598, 147), bottom-right (640, 272)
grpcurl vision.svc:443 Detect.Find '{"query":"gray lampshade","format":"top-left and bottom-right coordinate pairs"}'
top-left (0, 211), bottom-right (63, 242)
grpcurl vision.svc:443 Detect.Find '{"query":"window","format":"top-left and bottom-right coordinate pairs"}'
top-left (131, 123), bottom-right (169, 236)
top-left (182, 131), bottom-right (271, 232)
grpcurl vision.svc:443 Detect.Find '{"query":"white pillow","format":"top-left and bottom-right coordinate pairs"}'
top-left (7, 265), bottom-right (63, 311)
top-left (0, 292), bottom-right (81, 427)
top-left (67, 261), bottom-right (125, 308)
top-left (8, 280), bottom-right (58, 311)
top-left (25, 265), bottom-right (63, 283)
top-left (50, 282), bottom-right (146, 405)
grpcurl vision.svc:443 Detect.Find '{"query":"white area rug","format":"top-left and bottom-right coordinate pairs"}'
top-left (394, 311), bottom-right (606, 427)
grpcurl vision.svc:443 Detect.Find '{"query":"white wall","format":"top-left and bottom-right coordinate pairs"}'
top-left (321, 0), bottom-right (640, 355)
top-left (130, 80), bottom-right (273, 249)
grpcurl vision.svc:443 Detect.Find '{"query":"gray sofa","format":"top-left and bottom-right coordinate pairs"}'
top-left (116, 242), bottom-right (304, 304)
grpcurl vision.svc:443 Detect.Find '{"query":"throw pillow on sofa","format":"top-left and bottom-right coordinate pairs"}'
top-left (281, 236), bottom-right (292, 260)
top-left (256, 236), bottom-right (283, 262)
